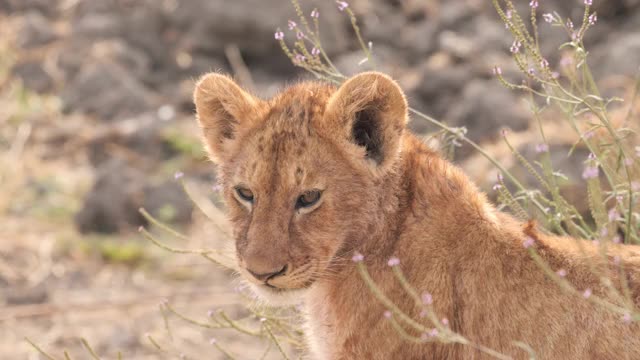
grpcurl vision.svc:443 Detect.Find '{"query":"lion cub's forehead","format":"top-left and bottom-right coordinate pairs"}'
top-left (264, 82), bottom-right (335, 132)
top-left (233, 83), bottom-right (335, 189)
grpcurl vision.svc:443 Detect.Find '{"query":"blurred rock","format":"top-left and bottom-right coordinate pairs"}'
top-left (86, 112), bottom-right (179, 168)
top-left (414, 63), bottom-right (473, 119)
top-left (75, 160), bottom-right (147, 234)
top-left (11, 60), bottom-right (53, 93)
top-left (75, 160), bottom-right (193, 234)
top-left (0, 0), bottom-right (58, 17)
top-left (593, 0), bottom-right (640, 18)
top-left (17, 11), bottom-right (57, 48)
top-left (143, 181), bottom-right (193, 225)
top-left (5, 284), bottom-right (48, 305)
top-left (592, 32), bottom-right (640, 78)
top-left (398, 20), bottom-right (438, 58)
top-left (61, 61), bottom-right (156, 120)
top-left (73, 12), bottom-right (125, 38)
top-left (445, 79), bottom-right (529, 152)
top-left (438, 0), bottom-right (475, 28)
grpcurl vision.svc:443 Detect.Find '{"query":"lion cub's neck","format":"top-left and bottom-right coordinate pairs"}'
top-left (353, 134), bottom-right (498, 261)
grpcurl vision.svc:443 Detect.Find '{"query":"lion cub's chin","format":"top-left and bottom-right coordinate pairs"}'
top-left (247, 283), bottom-right (309, 306)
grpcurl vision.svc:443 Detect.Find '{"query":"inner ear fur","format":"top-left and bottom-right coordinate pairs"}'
top-left (323, 72), bottom-right (408, 170)
top-left (193, 73), bottom-right (262, 163)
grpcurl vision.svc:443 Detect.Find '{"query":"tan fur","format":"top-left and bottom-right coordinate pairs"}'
top-left (194, 72), bottom-right (640, 359)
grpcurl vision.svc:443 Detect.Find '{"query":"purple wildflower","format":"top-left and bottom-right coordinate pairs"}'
top-left (622, 312), bottom-right (632, 324)
top-left (352, 251), bottom-right (364, 262)
top-left (584, 0), bottom-right (593, 5)
top-left (529, 0), bottom-right (538, 8)
top-left (311, 9), bottom-right (319, 18)
top-left (583, 288), bottom-right (592, 299)
top-left (523, 236), bottom-right (535, 249)
top-left (383, 310), bottom-right (392, 319)
top-left (336, 1), bottom-right (349, 11)
top-left (613, 255), bottom-right (621, 265)
top-left (540, 58), bottom-right (549, 68)
top-left (422, 292), bottom-right (433, 305)
top-left (311, 47), bottom-right (320, 56)
top-left (274, 31), bottom-right (284, 40)
top-left (493, 183), bottom-right (502, 191)
top-left (557, 269), bottom-right (567, 277)
top-left (174, 171), bottom-right (184, 180)
top-left (209, 338), bottom-right (217, 345)
top-left (296, 30), bottom-right (304, 39)
top-left (506, 10), bottom-right (512, 19)
top-left (510, 40), bottom-right (521, 54)
top-left (608, 208), bottom-right (621, 222)
top-left (492, 66), bottom-right (502, 76)
top-left (288, 20), bottom-right (297, 30)
top-left (543, 13), bottom-right (554, 23)
top-left (588, 13), bottom-right (597, 25)
top-left (295, 54), bottom-right (306, 63)
top-left (560, 55), bottom-right (573, 67)
top-left (582, 165), bottom-right (599, 179)
top-left (535, 143), bottom-right (549, 153)
top-left (567, 19), bottom-right (574, 29)
top-left (387, 257), bottom-right (400, 267)
top-left (571, 31), bottom-right (579, 41)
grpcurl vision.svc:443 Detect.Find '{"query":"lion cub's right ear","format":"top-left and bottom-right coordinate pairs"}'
top-left (322, 72), bottom-right (408, 173)
top-left (194, 73), bottom-right (262, 163)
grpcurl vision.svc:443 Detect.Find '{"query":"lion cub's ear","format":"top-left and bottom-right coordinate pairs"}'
top-left (194, 73), bottom-right (262, 163)
top-left (322, 72), bottom-right (408, 172)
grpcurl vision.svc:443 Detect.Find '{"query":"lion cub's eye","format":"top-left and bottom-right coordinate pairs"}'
top-left (235, 187), bottom-right (254, 202)
top-left (296, 190), bottom-right (322, 209)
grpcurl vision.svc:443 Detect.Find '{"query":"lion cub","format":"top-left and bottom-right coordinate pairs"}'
top-left (194, 71), bottom-right (640, 359)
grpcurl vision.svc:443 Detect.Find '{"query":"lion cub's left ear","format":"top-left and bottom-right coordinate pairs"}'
top-left (193, 73), bottom-right (263, 163)
top-left (322, 72), bottom-right (408, 172)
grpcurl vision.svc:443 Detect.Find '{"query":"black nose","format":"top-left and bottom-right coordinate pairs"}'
top-left (247, 264), bottom-right (288, 282)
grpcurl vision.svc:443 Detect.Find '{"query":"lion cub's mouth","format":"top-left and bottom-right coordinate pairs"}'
top-left (248, 282), bottom-right (312, 306)
top-left (240, 270), bottom-right (317, 306)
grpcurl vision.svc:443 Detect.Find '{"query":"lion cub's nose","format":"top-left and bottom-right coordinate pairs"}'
top-left (247, 264), bottom-right (288, 282)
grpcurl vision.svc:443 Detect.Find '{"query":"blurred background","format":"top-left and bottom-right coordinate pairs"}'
top-left (1, 0), bottom-right (639, 358)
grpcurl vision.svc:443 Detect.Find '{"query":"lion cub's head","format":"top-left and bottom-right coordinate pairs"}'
top-left (194, 72), bottom-right (408, 304)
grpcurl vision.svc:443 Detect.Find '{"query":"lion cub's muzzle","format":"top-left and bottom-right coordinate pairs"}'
top-left (246, 264), bottom-right (288, 287)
